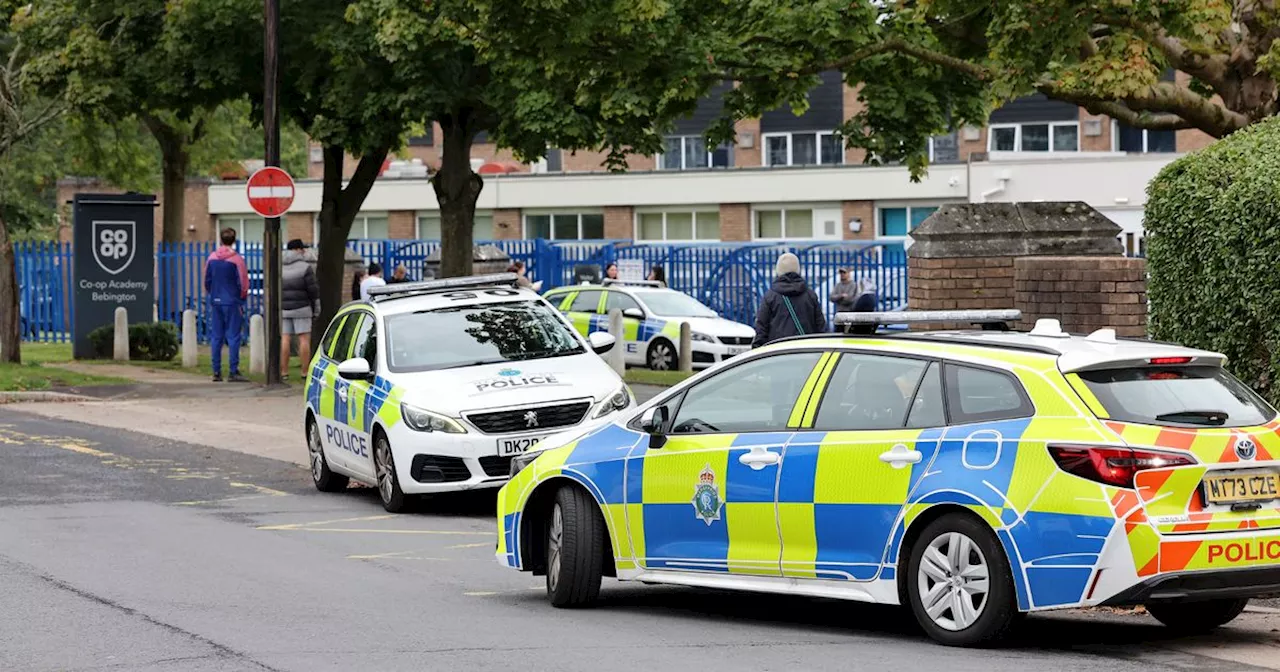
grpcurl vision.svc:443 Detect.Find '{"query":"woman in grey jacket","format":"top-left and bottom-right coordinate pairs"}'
top-left (281, 239), bottom-right (320, 380)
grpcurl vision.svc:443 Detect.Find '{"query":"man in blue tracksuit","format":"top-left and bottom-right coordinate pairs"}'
top-left (204, 227), bottom-right (250, 382)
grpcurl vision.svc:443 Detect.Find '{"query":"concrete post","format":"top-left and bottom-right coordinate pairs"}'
top-left (249, 314), bottom-right (265, 375)
top-left (607, 309), bottom-right (625, 374)
top-left (181, 310), bottom-right (198, 368)
top-left (678, 322), bottom-right (693, 372)
top-left (112, 307), bottom-right (129, 361)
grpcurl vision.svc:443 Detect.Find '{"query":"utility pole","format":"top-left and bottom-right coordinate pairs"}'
top-left (262, 0), bottom-right (282, 386)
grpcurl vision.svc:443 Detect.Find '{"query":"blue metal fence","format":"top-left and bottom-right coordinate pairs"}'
top-left (15, 241), bottom-right (74, 343)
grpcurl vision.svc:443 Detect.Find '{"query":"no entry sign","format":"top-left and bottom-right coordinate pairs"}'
top-left (246, 166), bottom-right (295, 217)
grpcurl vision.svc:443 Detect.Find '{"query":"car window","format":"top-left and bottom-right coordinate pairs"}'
top-left (944, 364), bottom-right (1033, 424)
top-left (906, 362), bottom-right (946, 428)
top-left (670, 352), bottom-right (823, 434)
top-left (328, 314), bottom-right (361, 361)
top-left (813, 353), bottom-right (930, 431)
top-left (383, 300), bottom-right (585, 373)
top-left (546, 291), bottom-right (572, 310)
top-left (319, 315), bottom-right (348, 359)
top-left (605, 291), bottom-right (641, 315)
top-left (632, 290), bottom-right (717, 318)
top-left (1077, 365), bottom-right (1275, 428)
top-left (350, 312), bottom-right (377, 370)
top-left (569, 290), bottom-right (603, 314)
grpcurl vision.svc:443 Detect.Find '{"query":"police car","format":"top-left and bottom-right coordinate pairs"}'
top-left (545, 280), bottom-right (755, 370)
top-left (303, 273), bottom-right (633, 512)
top-left (495, 310), bottom-right (1280, 646)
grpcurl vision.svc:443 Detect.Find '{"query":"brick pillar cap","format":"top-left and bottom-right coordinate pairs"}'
top-left (909, 202), bottom-right (1122, 259)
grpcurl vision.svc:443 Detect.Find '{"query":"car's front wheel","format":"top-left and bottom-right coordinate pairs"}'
top-left (307, 417), bottom-right (348, 492)
top-left (373, 431), bottom-right (409, 513)
top-left (646, 339), bottom-right (675, 370)
top-left (906, 513), bottom-right (1019, 647)
top-left (546, 485), bottom-right (605, 608)
top-left (1146, 598), bottom-right (1248, 633)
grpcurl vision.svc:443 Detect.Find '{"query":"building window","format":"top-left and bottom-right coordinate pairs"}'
top-left (754, 209), bottom-right (815, 239)
top-left (1117, 124), bottom-right (1176, 153)
top-left (312, 212), bottom-right (389, 242)
top-left (929, 133), bottom-right (959, 163)
top-left (417, 213), bottom-right (494, 240)
top-left (988, 122), bottom-right (1079, 152)
top-left (217, 216), bottom-right (265, 245)
top-left (636, 210), bottom-right (721, 241)
top-left (762, 132), bottom-right (843, 166)
top-left (878, 206), bottom-right (939, 238)
top-left (524, 213), bottom-right (606, 240)
top-left (659, 135), bottom-right (730, 170)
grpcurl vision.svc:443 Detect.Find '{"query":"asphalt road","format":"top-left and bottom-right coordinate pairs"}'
top-left (3, 410), bottom-right (1280, 672)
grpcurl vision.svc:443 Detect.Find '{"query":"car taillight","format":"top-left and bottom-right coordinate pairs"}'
top-left (1048, 445), bottom-right (1197, 488)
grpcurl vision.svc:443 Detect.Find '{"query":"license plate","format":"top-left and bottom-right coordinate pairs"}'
top-left (1203, 470), bottom-right (1280, 505)
top-left (497, 436), bottom-right (546, 456)
top-left (727, 346), bottom-right (748, 355)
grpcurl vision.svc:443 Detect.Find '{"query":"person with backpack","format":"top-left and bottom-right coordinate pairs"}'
top-left (752, 252), bottom-right (826, 348)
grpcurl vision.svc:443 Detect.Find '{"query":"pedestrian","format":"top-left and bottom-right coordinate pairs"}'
top-left (281, 239), bottom-right (320, 381)
top-left (351, 269), bottom-right (366, 302)
top-left (831, 267), bottom-right (879, 334)
top-left (204, 227), bottom-right (250, 382)
top-left (388, 264), bottom-right (411, 284)
top-left (604, 262), bottom-right (619, 281)
top-left (752, 252), bottom-right (826, 348)
top-left (359, 262), bottom-right (385, 301)
top-left (647, 265), bottom-right (667, 287)
top-left (507, 260), bottom-right (534, 289)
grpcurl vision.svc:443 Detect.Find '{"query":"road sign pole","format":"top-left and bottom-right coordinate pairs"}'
top-left (263, 0), bottom-right (282, 386)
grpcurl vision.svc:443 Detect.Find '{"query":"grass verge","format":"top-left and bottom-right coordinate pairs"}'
top-left (0, 343), bottom-right (128, 391)
top-left (623, 368), bottom-right (694, 387)
top-left (15, 341), bottom-right (306, 386)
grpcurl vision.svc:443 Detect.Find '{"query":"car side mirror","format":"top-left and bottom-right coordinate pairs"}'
top-left (337, 357), bottom-right (373, 381)
top-left (623, 308), bottom-right (645, 320)
top-left (640, 405), bottom-right (669, 449)
top-left (587, 332), bottom-right (616, 355)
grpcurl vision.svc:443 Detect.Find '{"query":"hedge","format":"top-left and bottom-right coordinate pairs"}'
top-left (86, 322), bottom-right (180, 362)
top-left (1145, 116), bottom-right (1280, 404)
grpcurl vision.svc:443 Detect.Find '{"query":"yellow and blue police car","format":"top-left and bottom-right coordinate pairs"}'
top-left (303, 274), bottom-right (633, 512)
top-left (495, 310), bottom-right (1280, 646)
top-left (544, 280), bottom-right (755, 370)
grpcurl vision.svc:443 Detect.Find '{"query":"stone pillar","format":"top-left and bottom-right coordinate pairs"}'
top-left (1014, 257), bottom-right (1147, 337)
top-left (908, 202), bottom-right (1129, 331)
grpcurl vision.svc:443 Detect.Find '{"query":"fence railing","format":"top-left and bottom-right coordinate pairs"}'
top-left (15, 242), bottom-right (74, 343)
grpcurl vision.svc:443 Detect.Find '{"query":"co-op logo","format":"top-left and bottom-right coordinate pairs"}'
top-left (91, 221), bottom-right (136, 275)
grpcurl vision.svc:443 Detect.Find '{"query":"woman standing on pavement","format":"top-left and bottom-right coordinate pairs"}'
top-left (751, 252), bottom-right (826, 348)
top-left (281, 239), bottom-right (320, 381)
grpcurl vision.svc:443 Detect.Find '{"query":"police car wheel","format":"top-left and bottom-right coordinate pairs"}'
top-left (646, 340), bottom-right (675, 371)
top-left (906, 514), bottom-right (1018, 647)
top-left (307, 417), bottom-right (348, 492)
top-left (373, 432), bottom-right (409, 513)
top-left (1146, 598), bottom-right (1248, 633)
top-left (546, 485), bottom-right (604, 608)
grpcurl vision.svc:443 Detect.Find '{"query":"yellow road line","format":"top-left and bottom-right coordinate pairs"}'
top-left (446, 542), bottom-right (493, 549)
top-left (228, 482), bottom-right (289, 497)
top-left (256, 514), bottom-right (397, 530)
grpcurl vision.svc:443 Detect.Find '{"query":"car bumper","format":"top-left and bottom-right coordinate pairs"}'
top-left (1101, 566), bottom-right (1280, 605)
top-left (690, 341), bottom-right (751, 368)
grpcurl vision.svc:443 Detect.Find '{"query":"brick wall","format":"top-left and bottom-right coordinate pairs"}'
top-left (1014, 256), bottom-right (1147, 337)
top-left (561, 149), bottom-right (656, 172)
top-left (908, 257), bottom-right (1016, 329)
top-left (492, 209), bottom-right (522, 239)
top-left (958, 126), bottom-right (987, 161)
top-left (720, 203), bottom-right (751, 241)
top-left (842, 200), bottom-right (874, 241)
top-left (1078, 108), bottom-right (1113, 152)
top-left (603, 206), bottom-right (634, 239)
top-left (286, 212), bottom-right (314, 244)
top-left (733, 119), bottom-right (762, 167)
top-left (387, 210), bottom-right (416, 239)
top-left (841, 83), bottom-right (868, 165)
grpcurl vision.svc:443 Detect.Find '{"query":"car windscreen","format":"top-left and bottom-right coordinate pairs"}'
top-left (384, 300), bottom-right (585, 373)
top-left (1077, 365), bottom-right (1276, 428)
top-left (634, 290), bottom-right (717, 318)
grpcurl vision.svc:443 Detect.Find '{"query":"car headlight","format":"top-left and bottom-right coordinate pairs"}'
top-left (509, 450), bottom-right (542, 477)
top-left (593, 384), bottom-right (633, 418)
top-left (401, 403), bottom-right (467, 433)
top-left (691, 332), bottom-right (715, 343)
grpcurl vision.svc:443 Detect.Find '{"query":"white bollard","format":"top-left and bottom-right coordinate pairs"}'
top-left (678, 322), bottom-right (693, 373)
top-left (248, 314), bottom-right (265, 375)
top-left (181, 310), bottom-right (198, 368)
top-left (112, 307), bottom-right (129, 361)
top-left (607, 308), bottom-right (625, 375)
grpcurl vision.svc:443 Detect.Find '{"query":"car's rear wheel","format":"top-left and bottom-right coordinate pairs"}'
top-left (646, 339), bottom-right (675, 370)
top-left (1146, 598), bottom-right (1248, 633)
top-left (906, 513), bottom-right (1019, 647)
top-left (373, 431), bottom-right (409, 513)
top-left (546, 485), bottom-right (605, 608)
top-left (307, 417), bottom-right (348, 492)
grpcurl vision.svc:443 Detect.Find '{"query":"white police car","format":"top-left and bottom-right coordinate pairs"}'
top-left (303, 273), bottom-right (633, 512)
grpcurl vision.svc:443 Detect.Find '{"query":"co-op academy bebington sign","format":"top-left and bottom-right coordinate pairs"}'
top-left (72, 193), bottom-right (157, 359)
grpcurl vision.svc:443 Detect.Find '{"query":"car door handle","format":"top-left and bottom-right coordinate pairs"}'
top-left (738, 448), bottom-right (780, 471)
top-left (879, 444), bottom-right (922, 470)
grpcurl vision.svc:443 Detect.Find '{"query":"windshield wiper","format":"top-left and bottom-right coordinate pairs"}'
top-left (1155, 410), bottom-right (1229, 426)
top-left (507, 348), bottom-right (583, 361)
top-left (434, 359), bottom-right (509, 371)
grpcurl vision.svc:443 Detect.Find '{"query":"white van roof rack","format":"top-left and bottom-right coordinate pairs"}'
top-left (366, 273), bottom-right (520, 301)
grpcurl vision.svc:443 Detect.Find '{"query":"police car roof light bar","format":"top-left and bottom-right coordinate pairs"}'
top-left (836, 309), bottom-right (1022, 327)
top-left (601, 279), bottom-right (664, 288)
top-left (366, 273), bottom-right (520, 301)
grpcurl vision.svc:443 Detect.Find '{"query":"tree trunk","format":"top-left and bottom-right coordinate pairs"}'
top-left (0, 214), bottom-right (20, 364)
top-left (143, 115), bottom-right (191, 244)
top-left (313, 144), bottom-right (389, 332)
top-left (432, 116), bottom-right (484, 278)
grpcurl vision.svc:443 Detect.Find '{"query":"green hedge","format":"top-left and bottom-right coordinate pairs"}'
top-left (1145, 116), bottom-right (1280, 403)
top-left (86, 322), bottom-right (180, 362)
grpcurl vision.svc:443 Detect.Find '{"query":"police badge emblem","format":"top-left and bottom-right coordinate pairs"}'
top-left (692, 464), bottom-right (722, 526)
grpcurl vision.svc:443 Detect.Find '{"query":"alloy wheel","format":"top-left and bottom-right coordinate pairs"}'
top-left (547, 502), bottom-right (563, 593)
top-left (375, 437), bottom-right (395, 504)
top-left (308, 422), bottom-right (325, 482)
top-left (917, 531), bottom-right (990, 631)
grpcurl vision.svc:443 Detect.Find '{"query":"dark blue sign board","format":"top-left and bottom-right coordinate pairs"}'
top-left (72, 193), bottom-right (157, 359)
